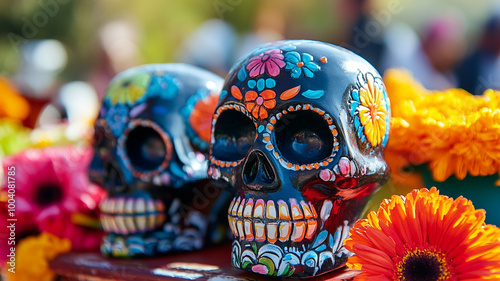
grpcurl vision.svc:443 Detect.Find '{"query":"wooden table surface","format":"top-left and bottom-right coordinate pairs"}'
top-left (50, 243), bottom-right (361, 280)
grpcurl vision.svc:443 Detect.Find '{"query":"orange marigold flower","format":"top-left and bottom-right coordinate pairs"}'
top-left (0, 76), bottom-right (30, 121)
top-left (384, 69), bottom-right (500, 184)
top-left (244, 89), bottom-right (276, 119)
top-left (344, 187), bottom-right (500, 280)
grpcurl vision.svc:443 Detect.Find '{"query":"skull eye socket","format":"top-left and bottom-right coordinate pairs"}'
top-left (275, 110), bottom-right (333, 164)
top-left (212, 109), bottom-right (256, 161)
top-left (125, 125), bottom-right (170, 171)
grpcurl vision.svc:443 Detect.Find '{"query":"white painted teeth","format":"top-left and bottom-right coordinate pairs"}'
top-left (255, 221), bottom-right (266, 242)
top-left (100, 197), bottom-right (166, 235)
top-left (254, 199), bottom-right (265, 218)
top-left (243, 199), bottom-right (253, 217)
top-left (227, 197), bottom-right (320, 244)
top-left (135, 198), bottom-right (146, 213)
top-left (267, 222), bottom-right (278, 243)
top-left (290, 199), bottom-right (303, 220)
top-left (125, 198), bottom-right (134, 214)
top-left (266, 200), bottom-right (276, 219)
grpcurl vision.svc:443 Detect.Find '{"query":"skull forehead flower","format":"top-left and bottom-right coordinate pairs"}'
top-left (105, 71), bottom-right (151, 105)
top-left (90, 64), bottom-right (228, 257)
top-left (209, 40), bottom-right (391, 277)
top-left (246, 49), bottom-right (286, 78)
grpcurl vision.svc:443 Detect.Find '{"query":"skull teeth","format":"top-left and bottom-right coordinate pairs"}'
top-left (266, 200), bottom-right (276, 219)
top-left (227, 197), bottom-right (319, 243)
top-left (99, 197), bottom-right (166, 235)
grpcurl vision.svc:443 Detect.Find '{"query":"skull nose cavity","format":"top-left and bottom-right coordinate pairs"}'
top-left (243, 150), bottom-right (277, 191)
top-left (104, 163), bottom-right (128, 193)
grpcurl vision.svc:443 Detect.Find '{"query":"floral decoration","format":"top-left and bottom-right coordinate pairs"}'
top-left (284, 52), bottom-right (320, 79)
top-left (230, 45), bottom-right (327, 117)
top-left (232, 221), bottom-right (352, 277)
top-left (105, 71), bottom-right (151, 105)
top-left (0, 146), bottom-right (106, 250)
top-left (244, 89), bottom-right (276, 119)
top-left (350, 72), bottom-right (389, 148)
top-left (6, 232), bottom-right (71, 281)
top-left (104, 103), bottom-right (129, 137)
top-left (344, 187), bottom-right (500, 280)
top-left (384, 69), bottom-right (500, 184)
top-left (246, 49), bottom-right (285, 78)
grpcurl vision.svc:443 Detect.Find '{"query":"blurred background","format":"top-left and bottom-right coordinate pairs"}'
top-left (2, 0), bottom-right (500, 105)
top-left (1, 0), bottom-right (500, 220)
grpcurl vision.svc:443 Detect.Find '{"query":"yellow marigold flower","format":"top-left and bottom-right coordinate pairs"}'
top-left (344, 187), bottom-right (500, 280)
top-left (384, 69), bottom-right (500, 184)
top-left (6, 232), bottom-right (71, 281)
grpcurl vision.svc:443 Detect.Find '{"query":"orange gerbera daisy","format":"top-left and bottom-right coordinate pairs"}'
top-left (344, 187), bottom-right (500, 280)
top-left (244, 89), bottom-right (276, 119)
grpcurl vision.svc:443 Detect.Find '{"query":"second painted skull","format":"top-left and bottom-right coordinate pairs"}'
top-left (90, 64), bottom-right (230, 257)
top-left (208, 40), bottom-right (391, 277)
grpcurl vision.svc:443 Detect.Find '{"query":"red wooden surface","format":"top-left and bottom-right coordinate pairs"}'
top-left (50, 243), bottom-right (361, 280)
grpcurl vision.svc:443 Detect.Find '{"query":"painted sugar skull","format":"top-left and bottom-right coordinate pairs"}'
top-left (208, 40), bottom-right (390, 277)
top-left (89, 64), bottom-right (229, 257)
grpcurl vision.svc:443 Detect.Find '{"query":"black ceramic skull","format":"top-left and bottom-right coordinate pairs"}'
top-left (89, 63), bottom-right (230, 257)
top-left (208, 40), bottom-right (390, 277)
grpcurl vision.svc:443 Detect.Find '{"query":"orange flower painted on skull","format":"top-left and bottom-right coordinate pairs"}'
top-left (350, 73), bottom-right (389, 148)
top-left (244, 89), bottom-right (276, 119)
top-left (189, 92), bottom-right (219, 143)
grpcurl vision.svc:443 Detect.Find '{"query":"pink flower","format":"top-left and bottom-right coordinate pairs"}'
top-left (246, 49), bottom-right (285, 77)
top-left (1, 146), bottom-right (106, 251)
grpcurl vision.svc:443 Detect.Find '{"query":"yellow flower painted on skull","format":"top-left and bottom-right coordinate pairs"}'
top-left (350, 73), bottom-right (389, 148)
top-left (105, 70), bottom-right (152, 105)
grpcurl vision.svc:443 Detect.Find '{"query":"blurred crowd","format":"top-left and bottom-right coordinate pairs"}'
top-left (0, 0), bottom-right (499, 130)
top-left (343, 0), bottom-right (500, 94)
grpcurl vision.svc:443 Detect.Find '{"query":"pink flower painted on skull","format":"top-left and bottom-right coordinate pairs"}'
top-left (246, 49), bottom-right (286, 78)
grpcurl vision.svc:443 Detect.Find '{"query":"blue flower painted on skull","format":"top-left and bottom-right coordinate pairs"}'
top-left (284, 52), bottom-right (320, 79)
